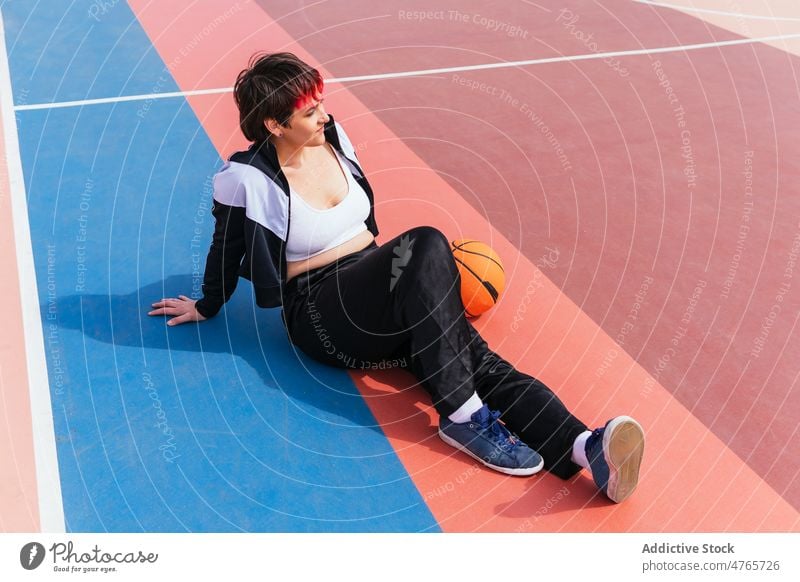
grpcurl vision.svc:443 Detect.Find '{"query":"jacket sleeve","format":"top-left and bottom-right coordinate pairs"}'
top-left (195, 188), bottom-right (247, 319)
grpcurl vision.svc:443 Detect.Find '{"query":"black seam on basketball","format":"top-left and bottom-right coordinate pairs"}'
top-left (452, 246), bottom-right (505, 273)
top-left (450, 239), bottom-right (479, 251)
top-left (482, 280), bottom-right (499, 302)
top-left (452, 256), bottom-right (499, 303)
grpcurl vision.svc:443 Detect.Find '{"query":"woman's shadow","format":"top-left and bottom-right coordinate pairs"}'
top-left (52, 274), bottom-right (435, 439)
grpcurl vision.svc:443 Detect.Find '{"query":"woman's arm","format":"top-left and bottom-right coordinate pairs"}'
top-left (149, 171), bottom-right (248, 325)
top-left (193, 200), bottom-right (247, 318)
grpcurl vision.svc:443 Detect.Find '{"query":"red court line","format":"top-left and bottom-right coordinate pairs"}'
top-left (128, 0), bottom-right (799, 531)
top-left (0, 59), bottom-right (40, 531)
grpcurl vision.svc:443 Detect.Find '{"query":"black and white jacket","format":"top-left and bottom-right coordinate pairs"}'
top-left (195, 115), bottom-right (380, 318)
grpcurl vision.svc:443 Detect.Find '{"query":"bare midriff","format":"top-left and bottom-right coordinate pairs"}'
top-left (285, 229), bottom-right (375, 282)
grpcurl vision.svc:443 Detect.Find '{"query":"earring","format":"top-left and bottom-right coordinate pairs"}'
top-left (278, 133), bottom-right (283, 137)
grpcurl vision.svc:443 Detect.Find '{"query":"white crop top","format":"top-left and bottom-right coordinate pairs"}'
top-left (284, 145), bottom-right (370, 262)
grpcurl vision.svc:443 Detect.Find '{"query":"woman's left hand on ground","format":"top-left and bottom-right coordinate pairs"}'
top-left (148, 295), bottom-right (207, 326)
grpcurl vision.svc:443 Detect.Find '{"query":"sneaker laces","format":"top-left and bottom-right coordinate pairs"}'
top-left (484, 409), bottom-right (521, 452)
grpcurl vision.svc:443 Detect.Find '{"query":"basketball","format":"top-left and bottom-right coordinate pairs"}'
top-left (450, 239), bottom-right (505, 317)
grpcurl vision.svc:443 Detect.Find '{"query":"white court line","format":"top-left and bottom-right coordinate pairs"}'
top-left (15, 86), bottom-right (234, 112)
top-left (0, 11), bottom-right (65, 532)
top-left (13, 31), bottom-right (800, 112)
top-left (633, 0), bottom-right (800, 22)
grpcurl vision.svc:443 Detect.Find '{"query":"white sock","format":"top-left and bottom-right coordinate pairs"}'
top-left (448, 392), bottom-right (484, 424)
top-left (571, 430), bottom-right (592, 470)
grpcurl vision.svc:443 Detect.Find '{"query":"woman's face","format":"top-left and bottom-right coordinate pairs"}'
top-left (279, 93), bottom-right (329, 148)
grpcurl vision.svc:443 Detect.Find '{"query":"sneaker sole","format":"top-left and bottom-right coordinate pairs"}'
top-left (438, 429), bottom-right (544, 476)
top-left (602, 416), bottom-right (645, 503)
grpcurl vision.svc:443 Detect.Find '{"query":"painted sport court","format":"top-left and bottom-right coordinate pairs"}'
top-left (1, 0), bottom-right (798, 532)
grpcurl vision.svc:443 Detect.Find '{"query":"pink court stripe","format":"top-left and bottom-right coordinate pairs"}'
top-left (129, 0), bottom-right (798, 531)
top-left (0, 23), bottom-right (41, 532)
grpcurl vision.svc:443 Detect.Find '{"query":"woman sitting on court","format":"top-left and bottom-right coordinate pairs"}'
top-left (148, 52), bottom-right (645, 503)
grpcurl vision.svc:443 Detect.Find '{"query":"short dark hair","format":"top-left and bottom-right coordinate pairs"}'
top-left (233, 52), bottom-right (323, 143)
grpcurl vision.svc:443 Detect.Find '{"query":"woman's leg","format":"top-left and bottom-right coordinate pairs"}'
top-left (362, 225), bottom-right (586, 478)
top-left (464, 319), bottom-right (588, 479)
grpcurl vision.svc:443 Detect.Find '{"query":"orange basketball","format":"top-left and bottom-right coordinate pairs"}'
top-left (450, 239), bottom-right (505, 317)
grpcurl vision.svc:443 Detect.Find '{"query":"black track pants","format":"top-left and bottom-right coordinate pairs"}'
top-left (281, 226), bottom-right (587, 478)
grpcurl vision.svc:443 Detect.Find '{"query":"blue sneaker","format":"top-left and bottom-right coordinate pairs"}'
top-left (438, 404), bottom-right (544, 476)
top-left (586, 416), bottom-right (645, 503)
